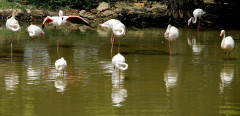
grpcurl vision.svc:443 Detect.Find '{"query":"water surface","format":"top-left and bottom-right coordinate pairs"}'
top-left (0, 23), bottom-right (240, 116)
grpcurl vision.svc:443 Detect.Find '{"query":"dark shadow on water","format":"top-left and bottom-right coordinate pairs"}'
top-left (121, 50), bottom-right (178, 55)
top-left (223, 58), bottom-right (237, 61)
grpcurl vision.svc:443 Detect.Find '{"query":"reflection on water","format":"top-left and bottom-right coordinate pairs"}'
top-left (111, 70), bottom-right (127, 107)
top-left (55, 75), bottom-right (67, 93)
top-left (5, 70), bottom-right (19, 91)
top-left (0, 25), bottom-right (240, 115)
top-left (219, 64), bottom-right (234, 93)
top-left (164, 56), bottom-right (178, 93)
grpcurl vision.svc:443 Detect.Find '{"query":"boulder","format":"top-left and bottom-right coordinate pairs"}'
top-left (97, 2), bottom-right (109, 11)
top-left (102, 10), bottom-right (114, 16)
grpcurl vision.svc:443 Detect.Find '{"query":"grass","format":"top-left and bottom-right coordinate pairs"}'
top-left (0, 0), bottom-right (36, 10)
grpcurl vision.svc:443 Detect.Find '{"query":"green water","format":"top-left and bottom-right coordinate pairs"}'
top-left (0, 23), bottom-right (240, 116)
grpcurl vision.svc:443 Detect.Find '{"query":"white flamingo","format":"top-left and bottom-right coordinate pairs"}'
top-left (6, 10), bottom-right (20, 63)
top-left (99, 19), bottom-right (126, 57)
top-left (27, 24), bottom-right (45, 51)
top-left (188, 8), bottom-right (206, 31)
top-left (112, 53), bottom-right (128, 80)
top-left (164, 24), bottom-right (179, 55)
top-left (55, 57), bottom-right (67, 75)
top-left (43, 10), bottom-right (91, 58)
top-left (220, 30), bottom-right (234, 59)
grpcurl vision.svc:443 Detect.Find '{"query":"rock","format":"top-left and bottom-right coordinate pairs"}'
top-left (102, 10), bottom-right (114, 16)
top-left (97, 2), bottom-right (109, 11)
top-left (26, 9), bottom-right (31, 14)
top-left (79, 10), bottom-right (89, 18)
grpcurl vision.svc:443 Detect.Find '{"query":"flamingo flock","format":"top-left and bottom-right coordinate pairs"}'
top-left (4, 7), bottom-right (235, 79)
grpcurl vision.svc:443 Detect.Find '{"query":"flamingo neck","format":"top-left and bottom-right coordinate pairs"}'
top-left (222, 31), bottom-right (226, 39)
top-left (29, 30), bottom-right (36, 37)
top-left (116, 63), bottom-right (128, 71)
top-left (191, 16), bottom-right (197, 24)
top-left (113, 26), bottom-right (125, 36)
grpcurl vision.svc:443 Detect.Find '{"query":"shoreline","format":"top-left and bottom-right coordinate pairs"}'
top-left (0, 2), bottom-right (240, 29)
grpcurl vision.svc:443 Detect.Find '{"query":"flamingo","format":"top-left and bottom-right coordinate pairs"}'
top-left (164, 24), bottom-right (179, 55)
top-left (188, 8), bottom-right (206, 31)
top-left (99, 19), bottom-right (126, 57)
top-left (220, 30), bottom-right (234, 60)
top-left (42, 10), bottom-right (92, 56)
top-left (55, 57), bottom-right (67, 75)
top-left (6, 10), bottom-right (20, 63)
top-left (112, 53), bottom-right (128, 79)
top-left (27, 24), bottom-right (45, 51)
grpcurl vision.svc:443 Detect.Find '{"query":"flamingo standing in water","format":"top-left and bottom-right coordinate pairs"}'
top-left (112, 53), bottom-right (128, 79)
top-left (55, 57), bottom-right (67, 75)
top-left (27, 24), bottom-right (45, 51)
top-left (164, 24), bottom-right (179, 55)
top-left (220, 30), bottom-right (234, 60)
top-left (99, 19), bottom-right (126, 57)
top-left (42, 10), bottom-right (92, 57)
top-left (188, 8), bottom-right (206, 31)
top-left (6, 10), bottom-right (20, 63)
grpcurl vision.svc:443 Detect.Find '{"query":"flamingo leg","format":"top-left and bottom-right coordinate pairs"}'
top-left (169, 41), bottom-right (172, 55)
top-left (32, 37), bottom-right (35, 59)
top-left (118, 37), bottom-right (121, 53)
top-left (11, 32), bottom-right (14, 63)
top-left (197, 18), bottom-right (200, 31)
top-left (111, 33), bottom-right (114, 57)
top-left (227, 52), bottom-right (229, 60)
top-left (57, 29), bottom-right (61, 58)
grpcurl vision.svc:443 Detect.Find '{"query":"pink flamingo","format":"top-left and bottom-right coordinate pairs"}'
top-left (99, 19), bottom-right (126, 57)
top-left (188, 8), bottom-right (206, 31)
top-left (6, 11), bottom-right (20, 63)
top-left (164, 24), bottom-right (179, 55)
top-left (220, 30), bottom-right (234, 60)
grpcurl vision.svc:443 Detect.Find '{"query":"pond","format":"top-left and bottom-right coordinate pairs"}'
top-left (0, 23), bottom-right (240, 116)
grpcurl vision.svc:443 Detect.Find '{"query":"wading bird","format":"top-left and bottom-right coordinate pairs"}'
top-left (6, 10), bottom-right (20, 63)
top-left (99, 19), bottom-right (125, 57)
top-left (112, 53), bottom-right (128, 79)
top-left (188, 8), bottom-right (206, 31)
top-left (27, 24), bottom-right (45, 51)
top-left (55, 57), bottom-right (67, 75)
top-left (42, 10), bottom-right (92, 57)
top-left (220, 30), bottom-right (234, 60)
top-left (164, 24), bottom-right (179, 55)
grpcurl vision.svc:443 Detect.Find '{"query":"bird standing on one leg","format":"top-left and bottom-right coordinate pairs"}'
top-left (6, 10), bottom-right (20, 63)
top-left (220, 30), bottom-right (234, 60)
top-left (188, 8), bottom-right (206, 31)
top-left (55, 57), bottom-right (67, 75)
top-left (42, 10), bottom-right (92, 58)
top-left (112, 53), bottom-right (128, 80)
top-left (99, 19), bottom-right (125, 57)
top-left (27, 24), bottom-right (45, 57)
top-left (164, 24), bottom-right (179, 55)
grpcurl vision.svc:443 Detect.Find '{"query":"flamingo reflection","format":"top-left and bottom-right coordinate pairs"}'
top-left (188, 36), bottom-right (204, 55)
top-left (164, 56), bottom-right (178, 92)
top-left (5, 71), bottom-right (19, 91)
top-left (55, 76), bottom-right (67, 93)
top-left (219, 64), bottom-right (234, 93)
top-left (111, 70), bottom-right (127, 107)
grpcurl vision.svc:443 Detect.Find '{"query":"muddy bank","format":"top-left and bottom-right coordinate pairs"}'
top-left (0, 2), bottom-right (239, 28)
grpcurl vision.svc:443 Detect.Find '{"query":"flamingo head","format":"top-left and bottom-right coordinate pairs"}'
top-left (99, 23), bottom-right (110, 28)
top-left (220, 30), bottom-right (225, 38)
top-left (59, 10), bottom-right (64, 20)
top-left (165, 32), bottom-right (169, 38)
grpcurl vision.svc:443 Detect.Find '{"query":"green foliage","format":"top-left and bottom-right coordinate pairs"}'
top-left (20, 0), bottom-right (117, 10)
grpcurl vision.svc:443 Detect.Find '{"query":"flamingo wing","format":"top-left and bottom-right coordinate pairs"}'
top-left (42, 16), bottom-right (53, 28)
top-left (66, 15), bottom-right (92, 27)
